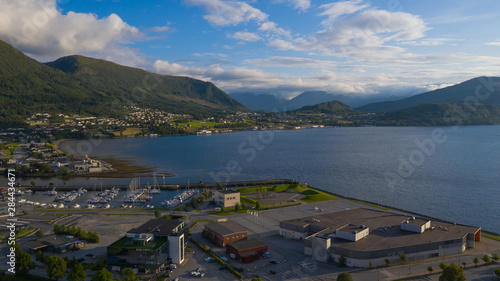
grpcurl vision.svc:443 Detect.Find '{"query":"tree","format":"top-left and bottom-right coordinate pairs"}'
top-left (439, 262), bottom-right (465, 281)
top-left (483, 254), bottom-right (491, 264)
top-left (338, 255), bottom-right (347, 267)
top-left (45, 255), bottom-right (67, 281)
top-left (67, 263), bottom-right (87, 281)
top-left (92, 268), bottom-right (114, 281)
top-left (494, 268), bottom-right (500, 280)
top-left (461, 261), bottom-right (467, 268)
top-left (154, 210), bottom-right (161, 218)
top-left (220, 205), bottom-right (225, 212)
top-left (53, 224), bottom-right (61, 234)
top-left (235, 202), bottom-right (240, 212)
top-left (31, 180), bottom-right (36, 187)
top-left (241, 202), bottom-right (246, 209)
top-left (473, 257), bottom-right (479, 266)
top-left (384, 257), bottom-right (391, 267)
top-left (427, 265), bottom-right (434, 275)
top-left (399, 253), bottom-right (407, 264)
top-left (120, 268), bottom-right (138, 281)
top-left (35, 250), bottom-right (45, 264)
top-left (337, 272), bottom-right (354, 281)
top-left (36, 229), bottom-right (44, 237)
top-left (14, 245), bottom-right (35, 276)
top-left (492, 253), bottom-right (499, 263)
top-left (369, 260), bottom-right (373, 268)
top-left (255, 201), bottom-right (261, 210)
top-left (439, 262), bottom-right (447, 270)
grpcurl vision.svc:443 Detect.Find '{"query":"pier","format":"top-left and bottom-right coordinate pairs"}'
top-left (20, 179), bottom-right (299, 192)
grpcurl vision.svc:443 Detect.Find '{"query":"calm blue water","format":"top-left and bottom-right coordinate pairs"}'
top-left (7, 126), bottom-right (500, 233)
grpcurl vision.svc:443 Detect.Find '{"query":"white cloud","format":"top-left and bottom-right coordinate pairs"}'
top-left (401, 38), bottom-right (457, 46)
top-left (486, 41), bottom-right (500, 46)
top-left (268, 7), bottom-right (428, 59)
top-left (183, 0), bottom-right (268, 26)
top-left (258, 21), bottom-right (291, 39)
top-left (319, 0), bottom-right (370, 25)
top-left (426, 83), bottom-right (455, 91)
top-left (273, 0), bottom-right (311, 12)
top-left (148, 25), bottom-right (170, 33)
top-left (245, 56), bottom-right (337, 69)
top-left (0, 0), bottom-right (142, 62)
top-left (228, 31), bottom-right (262, 42)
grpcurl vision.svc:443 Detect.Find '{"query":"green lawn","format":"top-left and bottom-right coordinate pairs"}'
top-left (483, 233), bottom-right (500, 242)
top-left (210, 211), bottom-right (233, 216)
top-left (300, 189), bottom-right (337, 203)
top-left (108, 237), bottom-right (167, 250)
top-left (237, 184), bottom-right (307, 194)
top-left (240, 196), bottom-right (257, 205)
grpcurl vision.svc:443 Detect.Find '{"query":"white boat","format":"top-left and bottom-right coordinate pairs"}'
top-left (73, 204), bottom-right (80, 209)
top-left (19, 199), bottom-right (26, 203)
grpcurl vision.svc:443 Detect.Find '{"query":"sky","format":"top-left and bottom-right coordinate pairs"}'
top-left (2, 0), bottom-right (500, 99)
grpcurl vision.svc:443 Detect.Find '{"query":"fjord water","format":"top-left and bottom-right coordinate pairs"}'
top-left (36, 126), bottom-right (500, 233)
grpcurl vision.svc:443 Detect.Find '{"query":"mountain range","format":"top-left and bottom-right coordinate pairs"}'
top-left (230, 91), bottom-right (406, 112)
top-left (357, 77), bottom-right (500, 113)
top-left (0, 40), bottom-right (246, 127)
top-left (2, 38), bottom-right (500, 127)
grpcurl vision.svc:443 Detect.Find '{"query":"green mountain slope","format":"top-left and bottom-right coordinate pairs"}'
top-left (295, 100), bottom-right (356, 114)
top-left (379, 102), bottom-right (500, 126)
top-left (357, 77), bottom-right (500, 113)
top-left (45, 55), bottom-right (245, 112)
top-left (0, 40), bottom-right (246, 127)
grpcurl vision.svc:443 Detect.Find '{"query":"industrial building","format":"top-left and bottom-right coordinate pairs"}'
top-left (107, 219), bottom-right (187, 274)
top-left (25, 235), bottom-right (85, 253)
top-left (213, 189), bottom-right (240, 208)
top-left (203, 221), bottom-right (248, 247)
top-left (226, 238), bottom-right (268, 263)
top-left (279, 208), bottom-right (481, 267)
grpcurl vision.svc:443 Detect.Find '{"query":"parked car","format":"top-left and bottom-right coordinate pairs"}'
top-left (205, 257), bottom-right (215, 262)
top-left (270, 260), bottom-right (278, 264)
top-left (219, 265), bottom-right (227, 270)
top-left (270, 270), bottom-right (276, 275)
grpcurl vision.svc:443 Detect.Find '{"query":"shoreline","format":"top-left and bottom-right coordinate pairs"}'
top-left (53, 138), bottom-right (172, 178)
top-left (17, 179), bottom-right (499, 235)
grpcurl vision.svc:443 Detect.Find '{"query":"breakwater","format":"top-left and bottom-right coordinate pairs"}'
top-left (21, 179), bottom-right (299, 192)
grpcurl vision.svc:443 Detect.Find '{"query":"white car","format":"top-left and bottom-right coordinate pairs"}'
top-left (205, 257), bottom-right (215, 262)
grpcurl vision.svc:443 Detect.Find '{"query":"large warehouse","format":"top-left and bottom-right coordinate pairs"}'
top-left (279, 208), bottom-right (481, 267)
top-left (203, 221), bottom-right (248, 247)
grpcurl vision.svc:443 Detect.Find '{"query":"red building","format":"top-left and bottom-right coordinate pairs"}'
top-left (226, 238), bottom-right (268, 263)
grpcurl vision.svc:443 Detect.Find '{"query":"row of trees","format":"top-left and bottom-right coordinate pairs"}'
top-left (53, 224), bottom-right (100, 243)
top-left (14, 244), bottom-right (138, 281)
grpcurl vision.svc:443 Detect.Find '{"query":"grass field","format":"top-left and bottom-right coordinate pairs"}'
top-left (237, 184), bottom-right (306, 194)
top-left (300, 189), bottom-right (337, 203)
top-left (237, 184), bottom-right (336, 204)
top-left (0, 142), bottom-right (21, 156)
top-left (111, 127), bottom-right (145, 137)
top-left (483, 233), bottom-right (500, 241)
